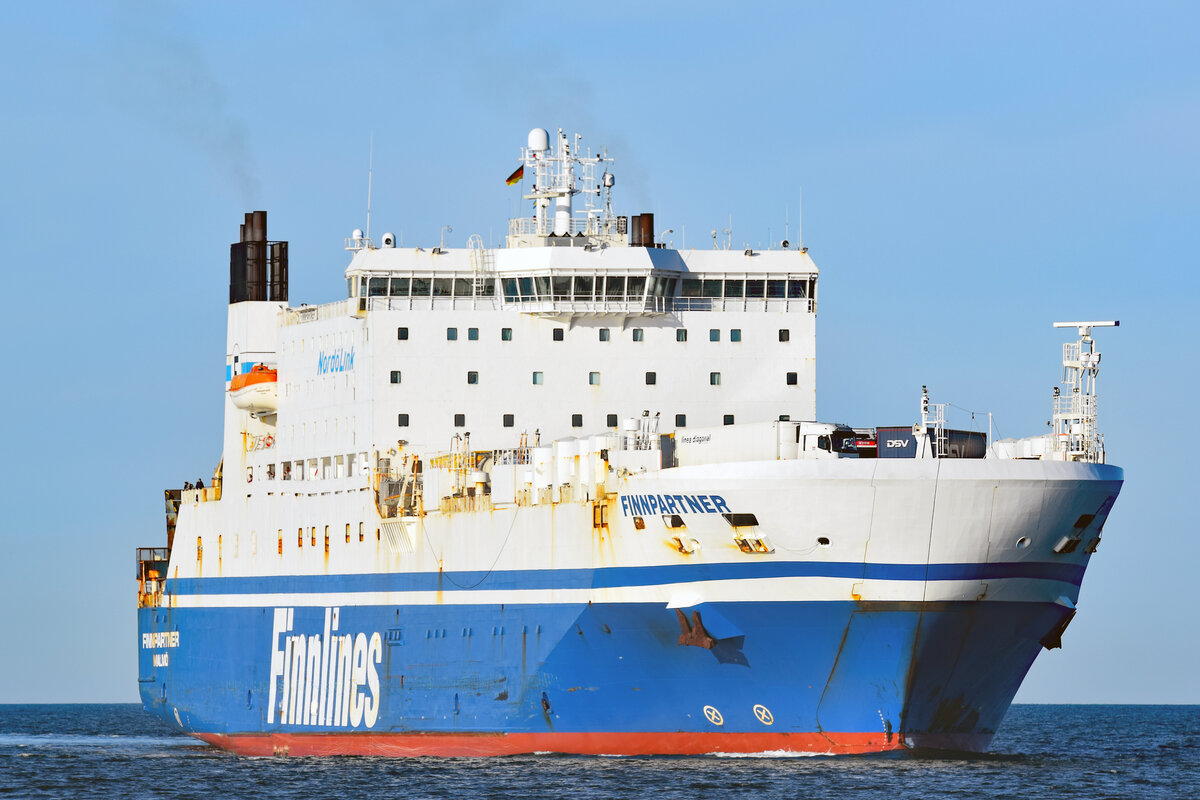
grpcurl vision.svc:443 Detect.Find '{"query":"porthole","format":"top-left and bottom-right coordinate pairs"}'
top-left (1016, 536), bottom-right (1031, 549)
top-left (817, 537), bottom-right (830, 547)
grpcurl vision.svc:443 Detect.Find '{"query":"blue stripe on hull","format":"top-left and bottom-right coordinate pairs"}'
top-left (164, 559), bottom-right (1085, 596)
top-left (138, 599), bottom-right (1066, 749)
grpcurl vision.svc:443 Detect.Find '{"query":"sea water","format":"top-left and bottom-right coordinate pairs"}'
top-left (1, 704), bottom-right (1196, 799)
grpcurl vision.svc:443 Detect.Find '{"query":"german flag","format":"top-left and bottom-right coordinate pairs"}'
top-left (505, 165), bottom-right (524, 186)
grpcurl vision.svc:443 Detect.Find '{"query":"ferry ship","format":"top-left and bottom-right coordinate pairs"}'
top-left (136, 128), bottom-right (1122, 756)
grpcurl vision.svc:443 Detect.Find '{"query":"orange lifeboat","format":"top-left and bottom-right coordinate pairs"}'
top-left (229, 364), bottom-right (278, 414)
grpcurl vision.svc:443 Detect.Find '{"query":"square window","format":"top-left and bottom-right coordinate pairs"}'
top-left (709, 329), bottom-right (720, 342)
top-left (675, 414), bottom-right (687, 427)
top-left (633, 328), bottom-right (644, 342)
top-left (645, 372), bottom-right (656, 385)
top-left (447, 327), bottom-right (458, 341)
top-left (787, 372), bottom-right (798, 386)
top-left (589, 372), bottom-right (600, 385)
top-left (553, 328), bottom-right (564, 341)
top-left (731, 329), bottom-right (742, 342)
top-left (606, 413), bottom-right (618, 427)
top-left (532, 371), bottom-right (544, 385)
top-left (468, 327), bottom-right (479, 341)
top-left (724, 414), bottom-right (735, 426)
top-left (676, 329), bottom-right (687, 342)
top-left (398, 413), bottom-right (410, 426)
top-left (397, 327), bottom-right (409, 340)
top-left (599, 328), bottom-right (611, 342)
top-left (501, 328), bottom-right (513, 341)
top-left (389, 370), bottom-right (401, 384)
top-left (710, 372), bottom-right (721, 386)
top-left (467, 371), bottom-right (479, 385)
top-left (779, 329), bottom-right (790, 342)
top-left (454, 413), bottom-right (466, 427)
top-left (779, 414), bottom-right (791, 421)
top-left (571, 414), bottom-right (583, 428)
top-left (503, 413), bottom-right (515, 427)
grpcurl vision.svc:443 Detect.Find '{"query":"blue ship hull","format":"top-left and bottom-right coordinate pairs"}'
top-left (138, 595), bottom-right (1071, 755)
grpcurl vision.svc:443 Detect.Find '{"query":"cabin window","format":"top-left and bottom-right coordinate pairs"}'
top-left (572, 414), bottom-right (583, 428)
top-left (501, 327), bottom-right (513, 341)
top-left (454, 414), bottom-right (466, 427)
top-left (468, 327), bottom-right (479, 341)
top-left (297, 527), bottom-right (303, 547)
top-left (675, 414), bottom-right (687, 427)
top-left (390, 371), bottom-right (401, 384)
top-left (589, 372), bottom-right (600, 386)
top-left (779, 414), bottom-right (791, 421)
top-left (786, 372), bottom-right (798, 386)
top-left (532, 371), bottom-right (544, 385)
top-left (676, 329), bottom-right (687, 342)
top-left (324, 527), bottom-right (329, 554)
top-left (731, 329), bottom-right (742, 342)
top-left (553, 328), bottom-right (564, 341)
top-left (709, 329), bottom-right (720, 342)
top-left (710, 372), bottom-right (721, 386)
top-left (359, 522), bottom-right (364, 542)
top-left (345, 523), bottom-right (350, 543)
top-left (645, 372), bottom-right (656, 385)
top-left (398, 413), bottom-right (410, 426)
top-left (277, 530), bottom-right (283, 555)
top-left (607, 413), bottom-right (618, 427)
top-left (503, 414), bottom-right (514, 427)
top-left (724, 414), bottom-right (735, 425)
top-left (599, 328), bottom-right (610, 342)
top-left (310, 527), bottom-right (316, 547)
top-left (467, 371), bottom-right (479, 385)
top-left (633, 329), bottom-right (644, 342)
top-left (779, 329), bottom-right (790, 342)
top-left (397, 327), bottom-right (409, 340)
top-left (446, 327), bottom-right (458, 341)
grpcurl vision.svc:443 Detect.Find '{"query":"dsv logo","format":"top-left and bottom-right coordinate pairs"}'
top-left (886, 439), bottom-right (911, 448)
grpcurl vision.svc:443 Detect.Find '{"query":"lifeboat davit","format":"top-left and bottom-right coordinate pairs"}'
top-left (229, 364), bottom-right (278, 414)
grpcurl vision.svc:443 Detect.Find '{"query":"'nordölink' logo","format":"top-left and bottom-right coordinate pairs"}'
top-left (268, 608), bottom-right (382, 729)
top-left (317, 347), bottom-right (355, 375)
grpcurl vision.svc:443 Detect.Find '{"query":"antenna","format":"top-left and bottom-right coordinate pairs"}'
top-left (798, 188), bottom-right (803, 251)
top-left (785, 205), bottom-right (789, 247)
top-left (366, 132), bottom-right (374, 241)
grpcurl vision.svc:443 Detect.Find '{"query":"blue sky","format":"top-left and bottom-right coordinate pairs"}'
top-left (0, 1), bottom-right (1196, 703)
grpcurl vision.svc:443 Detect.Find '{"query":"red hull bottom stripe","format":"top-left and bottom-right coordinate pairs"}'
top-left (195, 730), bottom-right (908, 757)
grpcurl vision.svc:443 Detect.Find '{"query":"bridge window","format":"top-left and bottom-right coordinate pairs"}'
top-left (454, 278), bottom-right (472, 296)
top-left (605, 276), bottom-right (626, 299)
top-left (368, 277), bottom-right (388, 297)
top-left (788, 279), bottom-right (807, 298)
top-left (552, 275), bottom-right (572, 299)
top-left (746, 279), bottom-right (765, 298)
top-left (768, 280), bottom-right (786, 298)
top-left (724, 279), bottom-right (744, 298)
top-left (681, 279), bottom-right (701, 298)
top-left (432, 278), bottom-right (452, 297)
top-left (574, 275), bottom-right (594, 300)
top-left (411, 276), bottom-right (430, 296)
top-left (389, 277), bottom-right (410, 296)
top-left (627, 276), bottom-right (646, 298)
